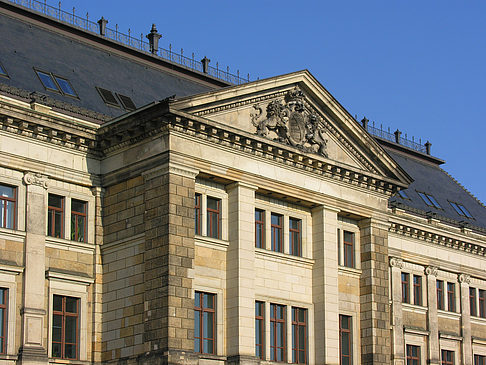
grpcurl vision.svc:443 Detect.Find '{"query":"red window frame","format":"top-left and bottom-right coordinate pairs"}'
top-left (206, 197), bottom-right (221, 239)
top-left (194, 291), bottom-right (215, 355)
top-left (255, 301), bottom-right (265, 359)
top-left (447, 282), bottom-right (455, 312)
top-left (413, 275), bottom-right (422, 306)
top-left (292, 307), bottom-right (307, 364)
top-left (479, 289), bottom-right (486, 318)
top-left (0, 185), bottom-right (16, 229)
top-left (270, 303), bottom-right (286, 362)
top-left (406, 344), bottom-right (420, 365)
top-left (271, 213), bottom-right (283, 253)
top-left (0, 288), bottom-right (6, 355)
top-left (71, 200), bottom-right (86, 242)
top-left (48, 194), bottom-right (64, 238)
top-left (255, 209), bottom-right (265, 249)
top-left (339, 315), bottom-right (352, 365)
top-left (289, 218), bottom-right (302, 257)
top-left (52, 295), bottom-right (79, 360)
top-left (470, 288), bottom-right (477, 317)
top-left (437, 280), bottom-right (444, 310)
top-left (441, 350), bottom-right (454, 365)
top-left (402, 273), bottom-right (410, 303)
top-left (343, 231), bottom-right (354, 268)
top-left (195, 194), bottom-right (202, 235)
top-left (475, 355), bottom-right (486, 365)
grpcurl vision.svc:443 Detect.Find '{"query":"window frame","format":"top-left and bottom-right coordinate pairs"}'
top-left (339, 314), bottom-right (352, 365)
top-left (34, 69), bottom-right (78, 98)
top-left (255, 209), bottom-right (265, 249)
top-left (0, 61), bottom-right (9, 78)
top-left (0, 288), bottom-right (6, 355)
top-left (291, 307), bottom-right (307, 364)
top-left (195, 193), bottom-right (202, 236)
top-left (0, 184), bottom-right (16, 230)
top-left (343, 231), bottom-right (354, 268)
top-left (447, 282), bottom-right (456, 312)
top-left (437, 280), bottom-right (445, 310)
top-left (475, 355), bottom-right (486, 365)
top-left (417, 191), bottom-right (442, 209)
top-left (48, 194), bottom-right (64, 238)
top-left (479, 289), bottom-right (486, 318)
top-left (441, 349), bottom-right (454, 365)
top-left (402, 272), bottom-right (410, 304)
top-left (206, 197), bottom-right (221, 239)
top-left (270, 303), bottom-right (286, 362)
top-left (194, 291), bottom-right (216, 355)
top-left (289, 217), bottom-right (302, 257)
top-left (51, 295), bottom-right (79, 360)
top-left (70, 199), bottom-right (87, 243)
top-left (449, 201), bottom-right (473, 218)
top-left (470, 287), bottom-right (478, 317)
top-left (255, 301), bottom-right (265, 360)
top-left (413, 275), bottom-right (422, 306)
top-left (406, 344), bottom-right (421, 365)
top-left (271, 213), bottom-right (283, 253)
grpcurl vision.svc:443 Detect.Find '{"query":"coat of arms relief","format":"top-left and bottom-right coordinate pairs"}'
top-left (251, 88), bottom-right (328, 158)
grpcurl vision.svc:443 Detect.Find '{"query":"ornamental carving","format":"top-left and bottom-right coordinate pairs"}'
top-left (425, 266), bottom-right (438, 277)
top-left (251, 88), bottom-right (328, 157)
top-left (389, 257), bottom-right (404, 269)
top-left (458, 273), bottom-right (471, 284)
top-left (23, 172), bottom-right (49, 189)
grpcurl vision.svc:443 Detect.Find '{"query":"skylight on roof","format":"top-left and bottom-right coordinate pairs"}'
top-left (449, 201), bottom-right (473, 218)
top-left (417, 191), bottom-right (442, 209)
top-left (36, 70), bottom-right (58, 91)
top-left (54, 76), bottom-right (77, 97)
top-left (34, 69), bottom-right (78, 98)
top-left (116, 93), bottom-right (136, 111)
top-left (96, 87), bottom-right (137, 111)
top-left (0, 62), bottom-right (8, 78)
top-left (397, 190), bottom-right (409, 199)
top-left (96, 87), bottom-right (119, 107)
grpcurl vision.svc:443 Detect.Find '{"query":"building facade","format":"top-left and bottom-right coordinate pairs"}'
top-left (0, 1), bottom-right (486, 365)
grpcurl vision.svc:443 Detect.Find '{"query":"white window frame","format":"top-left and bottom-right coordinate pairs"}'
top-left (337, 221), bottom-right (360, 270)
top-left (439, 336), bottom-right (460, 365)
top-left (404, 331), bottom-right (426, 365)
top-left (0, 264), bottom-right (22, 357)
top-left (47, 270), bottom-right (93, 361)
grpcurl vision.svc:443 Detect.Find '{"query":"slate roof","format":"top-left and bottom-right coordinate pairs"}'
top-left (0, 8), bottom-right (217, 121)
top-left (386, 147), bottom-right (486, 231)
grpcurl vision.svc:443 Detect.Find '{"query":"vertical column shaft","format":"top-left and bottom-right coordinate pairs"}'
top-left (425, 266), bottom-right (440, 365)
top-left (390, 258), bottom-right (405, 365)
top-left (459, 274), bottom-right (472, 365)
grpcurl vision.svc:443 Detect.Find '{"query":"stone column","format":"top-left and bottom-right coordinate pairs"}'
top-left (358, 218), bottom-right (391, 365)
top-left (312, 205), bottom-right (340, 365)
top-left (458, 274), bottom-right (472, 365)
top-left (425, 266), bottom-right (440, 365)
top-left (389, 257), bottom-right (405, 365)
top-left (18, 172), bottom-right (49, 365)
top-left (141, 162), bottom-right (198, 365)
top-left (226, 182), bottom-right (259, 365)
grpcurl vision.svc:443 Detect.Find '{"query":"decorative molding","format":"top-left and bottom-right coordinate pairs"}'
top-left (458, 273), bottom-right (471, 284)
top-left (142, 161), bottom-right (199, 181)
top-left (403, 326), bottom-right (429, 336)
top-left (389, 222), bottom-right (486, 257)
top-left (425, 266), bottom-right (439, 277)
top-left (389, 257), bottom-right (404, 269)
top-left (23, 172), bottom-right (48, 189)
top-left (45, 270), bottom-right (94, 285)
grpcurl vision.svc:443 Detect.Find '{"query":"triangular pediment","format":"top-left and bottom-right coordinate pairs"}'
top-left (171, 70), bottom-right (411, 187)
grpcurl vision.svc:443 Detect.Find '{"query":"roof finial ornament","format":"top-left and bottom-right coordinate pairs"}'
top-left (425, 141), bottom-right (432, 155)
top-left (361, 117), bottom-right (369, 130)
top-left (201, 57), bottom-right (210, 74)
top-left (97, 17), bottom-right (108, 36)
top-left (146, 24), bottom-right (162, 55)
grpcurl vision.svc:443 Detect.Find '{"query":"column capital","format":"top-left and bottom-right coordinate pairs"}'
top-left (23, 172), bottom-right (49, 189)
top-left (226, 181), bottom-right (258, 192)
top-left (425, 266), bottom-right (439, 277)
top-left (311, 204), bottom-right (340, 214)
top-left (142, 161), bottom-right (199, 181)
top-left (389, 257), bottom-right (404, 269)
top-left (458, 273), bottom-right (471, 284)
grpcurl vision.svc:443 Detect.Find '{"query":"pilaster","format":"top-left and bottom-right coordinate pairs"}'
top-left (312, 205), bottom-right (340, 365)
top-left (358, 218), bottom-right (391, 365)
top-left (389, 257), bottom-right (405, 365)
top-left (18, 172), bottom-right (49, 365)
top-left (425, 265), bottom-right (440, 365)
top-left (458, 273), bottom-right (472, 365)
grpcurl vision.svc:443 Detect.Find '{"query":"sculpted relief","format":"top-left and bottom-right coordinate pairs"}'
top-left (251, 88), bottom-right (328, 157)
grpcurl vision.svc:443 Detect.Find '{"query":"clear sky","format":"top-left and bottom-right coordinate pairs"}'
top-left (43, 0), bottom-right (486, 204)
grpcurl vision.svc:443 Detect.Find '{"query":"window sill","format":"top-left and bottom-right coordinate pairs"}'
top-left (438, 309), bottom-right (461, 320)
top-left (338, 265), bottom-right (362, 278)
top-left (402, 303), bottom-right (428, 314)
top-left (0, 227), bottom-right (26, 241)
top-left (45, 236), bottom-right (95, 253)
top-left (255, 248), bottom-right (314, 267)
top-left (0, 354), bottom-right (18, 361)
top-left (49, 359), bottom-right (91, 365)
top-left (196, 353), bottom-right (227, 361)
top-left (471, 316), bottom-right (486, 325)
top-left (195, 235), bottom-right (229, 251)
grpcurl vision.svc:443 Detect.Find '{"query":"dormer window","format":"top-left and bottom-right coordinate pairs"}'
top-left (449, 201), bottom-right (473, 218)
top-left (34, 69), bottom-right (78, 98)
top-left (417, 191), bottom-right (441, 209)
top-left (0, 62), bottom-right (9, 78)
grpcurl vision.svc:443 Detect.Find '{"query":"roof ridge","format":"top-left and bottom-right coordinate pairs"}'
top-left (439, 166), bottom-right (486, 208)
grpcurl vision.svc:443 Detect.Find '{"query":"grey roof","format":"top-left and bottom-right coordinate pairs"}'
top-left (387, 147), bottom-right (486, 231)
top-left (0, 10), bottom-right (216, 121)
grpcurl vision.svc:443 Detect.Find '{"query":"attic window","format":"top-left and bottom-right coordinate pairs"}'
top-left (0, 62), bottom-right (8, 78)
top-left (96, 87), bottom-right (119, 107)
top-left (116, 93), bottom-right (136, 111)
top-left (96, 87), bottom-right (136, 111)
top-left (397, 190), bottom-right (409, 199)
top-left (417, 191), bottom-right (442, 209)
top-left (34, 69), bottom-right (78, 98)
top-left (449, 201), bottom-right (473, 218)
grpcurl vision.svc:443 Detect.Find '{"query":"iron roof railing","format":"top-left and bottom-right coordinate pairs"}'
top-left (364, 120), bottom-right (428, 154)
top-left (6, 0), bottom-right (251, 85)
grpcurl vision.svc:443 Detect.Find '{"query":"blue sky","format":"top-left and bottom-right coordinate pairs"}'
top-left (44, 1), bottom-right (486, 203)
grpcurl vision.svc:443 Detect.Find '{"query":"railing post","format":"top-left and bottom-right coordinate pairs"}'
top-left (146, 24), bottom-right (162, 55)
top-left (394, 129), bottom-right (402, 144)
top-left (361, 117), bottom-right (369, 130)
top-left (201, 57), bottom-right (210, 74)
top-left (425, 141), bottom-right (432, 155)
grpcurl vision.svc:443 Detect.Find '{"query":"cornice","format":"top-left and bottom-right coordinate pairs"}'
top-left (389, 221), bottom-right (486, 257)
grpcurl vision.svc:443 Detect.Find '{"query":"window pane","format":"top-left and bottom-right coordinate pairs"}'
top-left (207, 197), bottom-right (219, 210)
top-left (76, 215), bottom-right (85, 242)
top-left (37, 71), bottom-right (58, 91)
top-left (54, 76), bottom-right (77, 97)
top-left (203, 293), bottom-right (214, 309)
top-left (52, 315), bottom-right (62, 342)
top-left (53, 295), bottom-right (63, 311)
top-left (203, 339), bottom-right (213, 354)
top-left (0, 186), bottom-right (14, 198)
top-left (71, 200), bottom-right (85, 213)
top-left (65, 297), bottom-right (78, 313)
top-left (49, 195), bottom-right (63, 208)
top-left (65, 344), bottom-right (76, 359)
top-left (52, 342), bottom-right (61, 358)
top-left (65, 316), bottom-right (77, 343)
top-left (203, 312), bottom-right (214, 338)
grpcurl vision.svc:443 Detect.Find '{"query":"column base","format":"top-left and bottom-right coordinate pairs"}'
top-left (226, 355), bottom-right (260, 365)
top-left (17, 346), bottom-right (48, 365)
top-left (135, 349), bottom-right (199, 365)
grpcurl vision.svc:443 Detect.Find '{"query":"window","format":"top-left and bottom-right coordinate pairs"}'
top-left (417, 191), bottom-right (441, 209)
top-left (292, 307), bottom-right (307, 364)
top-left (398, 190), bottom-right (409, 199)
top-left (0, 62), bottom-right (8, 78)
top-left (339, 315), bottom-right (352, 365)
top-left (449, 201), bottom-right (473, 218)
top-left (406, 345), bottom-right (420, 365)
top-left (437, 280), bottom-right (444, 310)
top-left (71, 200), bottom-right (86, 242)
top-left (413, 275), bottom-right (422, 306)
top-left (270, 304), bottom-right (286, 362)
top-left (475, 355), bottom-right (486, 365)
top-left (35, 70), bottom-right (78, 97)
top-left (447, 282), bottom-right (455, 312)
top-left (255, 301), bottom-right (265, 359)
top-left (470, 288), bottom-right (477, 317)
top-left (194, 292), bottom-right (215, 354)
top-left (52, 295), bottom-right (79, 359)
top-left (343, 231), bottom-right (354, 268)
top-left (480, 289), bottom-right (486, 318)
top-left (0, 185), bottom-right (16, 229)
top-left (116, 93), bottom-right (137, 111)
top-left (95, 87), bottom-right (136, 110)
top-left (0, 288), bottom-right (6, 355)
top-left (441, 350), bottom-right (454, 365)
top-left (255, 209), bottom-right (265, 248)
top-left (289, 218), bottom-right (302, 256)
top-left (48, 194), bottom-right (64, 238)
top-left (54, 76), bottom-right (77, 97)
top-left (206, 197), bottom-right (221, 239)
top-left (195, 194), bottom-right (202, 235)
top-left (402, 273), bottom-right (410, 303)
top-left (271, 213), bottom-right (283, 253)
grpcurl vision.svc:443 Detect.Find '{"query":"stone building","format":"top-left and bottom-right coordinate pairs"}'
top-left (0, 1), bottom-right (485, 365)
